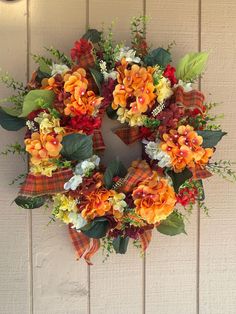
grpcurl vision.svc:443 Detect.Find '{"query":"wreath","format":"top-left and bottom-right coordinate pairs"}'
top-left (0, 17), bottom-right (235, 264)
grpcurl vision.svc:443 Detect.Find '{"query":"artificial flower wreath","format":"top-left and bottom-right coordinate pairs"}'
top-left (0, 17), bottom-right (235, 264)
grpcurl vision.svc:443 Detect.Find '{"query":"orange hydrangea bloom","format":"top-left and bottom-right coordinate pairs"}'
top-left (132, 171), bottom-right (176, 224)
top-left (161, 125), bottom-right (213, 172)
top-left (112, 58), bottom-right (156, 114)
top-left (64, 69), bottom-right (88, 94)
top-left (25, 132), bottom-right (63, 166)
top-left (81, 188), bottom-right (112, 221)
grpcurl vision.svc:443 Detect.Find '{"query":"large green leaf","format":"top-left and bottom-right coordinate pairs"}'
top-left (144, 47), bottom-right (171, 67)
top-left (197, 130), bottom-right (227, 148)
top-left (167, 168), bottom-right (193, 193)
top-left (89, 67), bottom-right (103, 94)
top-left (81, 217), bottom-right (109, 239)
top-left (61, 133), bottom-right (93, 161)
top-left (82, 29), bottom-right (102, 43)
top-left (14, 195), bottom-right (46, 209)
top-left (113, 236), bottom-right (129, 254)
top-left (19, 90), bottom-right (55, 117)
top-left (176, 52), bottom-right (209, 82)
top-left (104, 160), bottom-right (127, 189)
top-left (157, 211), bottom-right (186, 236)
top-left (106, 105), bottom-right (118, 120)
top-left (0, 108), bottom-right (25, 131)
top-left (1, 106), bottom-right (22, 117)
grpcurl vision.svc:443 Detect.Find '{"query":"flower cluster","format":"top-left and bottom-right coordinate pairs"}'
top-left (1, 16), bottom-right (233, 261)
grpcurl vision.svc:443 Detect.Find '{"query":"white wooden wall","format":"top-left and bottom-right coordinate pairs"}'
top-left (0, 1), bottom-right (236, 313)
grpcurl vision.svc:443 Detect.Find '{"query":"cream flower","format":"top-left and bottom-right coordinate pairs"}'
top-left (174, 79), bottom-right (192, 92)
top-left (156, 77), bottom-right (173, 103)
top-left (68, 212), bottom-right (87, 229)
top-left (115, 47), bottom-right (141, 63)
top-left (144, 140), bottom-right (171, 168)
top-left (51, 63), bottom-right (69, 76)
top-left (109, 192), bottom-right (127, 212)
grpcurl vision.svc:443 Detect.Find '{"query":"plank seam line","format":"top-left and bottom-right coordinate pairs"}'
top-left (26, 0), bottom-right (33, 313)
top-left (197, 0), bottom-right (202, 313)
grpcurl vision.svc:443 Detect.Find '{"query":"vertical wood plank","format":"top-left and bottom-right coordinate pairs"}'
top-left (0, 1), bottom-right (30, 313)
top-left (29, 1), bottom-right (89, 313)
top-left (145, 1), bottom-right (199, 313)
top-left (200, 1), bottom-right (236, 313)
top-left (88, 1), bottom-right (145, 313)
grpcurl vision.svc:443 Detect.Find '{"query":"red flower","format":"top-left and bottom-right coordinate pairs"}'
top-left (71, 39), bottom-right (93, 61)
top-left (176, 186), bottom-right (198, 207)
top-left (27, 109), bottom-right (48, 121)
top-left (163, 64), bottom-right (177, 86)
top-left (68, 115), bottom-right (101, 135)
top-left (101, 78), bottom-right (116, 109)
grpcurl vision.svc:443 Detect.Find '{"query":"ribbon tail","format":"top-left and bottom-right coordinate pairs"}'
top-left (114, 126), bottom-right (141, 145)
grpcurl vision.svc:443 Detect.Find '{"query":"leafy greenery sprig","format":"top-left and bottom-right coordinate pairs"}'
top-left (206, 160), bottom-right (236, 182)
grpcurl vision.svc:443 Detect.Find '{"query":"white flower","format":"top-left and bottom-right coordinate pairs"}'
top-left (26, 120), bottom-right (38, 131)
top-left (174, 79), bottom-right (192, 92)
top-left (64, 175), bottom-right (83, 191)
top-left (68, 212), bottom-right (87, 230)
top-left (103, 70), bottom-right (118, 81)
top-left (115, 47), bottom-right (141, 63)
top-left (51, 63), bottom-right (69, 76)
top-left (75, 155), bottom-right (100, 176)
top-left (144, 140), bottom-right (171, 168)
top-left (99, 60), bottom-right (107, 72)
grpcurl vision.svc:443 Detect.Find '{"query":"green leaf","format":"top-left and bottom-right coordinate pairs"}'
top-left (0, 108), bottom-right (25, 131)
top-left (14, 195), bottom-right (46, 209)
top-left (113, 236), bottom-right (129, 254)
top-left (167, 168), bottom-right (193, 193)
top-left (157, 211), bottom-right (186, 236)
top-left (144, 47), bottom-right (171, 67)
top-left (38, 59), bottom-right (51, 75)
top-left (20, 90), bottom-right (55, 117)
top-left (81, 217), bottom-right (109, 239)
top-left (82, 29), bottom-right (102, 43)
top-left (176, 52), bottom-right (209, 82)
top-left (197, 130), bottom-right (227, 148)
top-left (106, 105), bottom-right (118, 120)
top-left (1, 106), bottom-right (22, 117)
top-left (61, 133), bottom-right (93, 161)
top-left (104, 160), bottom-right (127, 189)
top-left (89, 67), bottom-right (103, 93)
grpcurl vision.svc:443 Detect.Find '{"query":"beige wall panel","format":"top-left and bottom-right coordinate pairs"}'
top-left (145, 1), bottom-right (199, 313)
top-left (200, 1), bottom-right (236, 313)
top-left (88, 1), bottom-right (144, 313)
top-left (29, 1), bottom-right (88, 313)
top-left (0, 1), bottom-right (29, 313)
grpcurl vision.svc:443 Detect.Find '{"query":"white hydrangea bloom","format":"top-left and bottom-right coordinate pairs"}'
top-left (68, 212), bottom-right (87, 230)
top-left (51, 63), bottom-right (69, 76)
top-left (174, 79), bottom-right (193, 92)
top-left (103, 71), bottom-right (118, 81)
top-left (143, 140), bottom-right (171, 168)
top-left (64, 155), bottom-right (101, 191)
top-left (64, 175), bottom-right (83, 191)
top-left (115, 46), bottom-right (141, 63)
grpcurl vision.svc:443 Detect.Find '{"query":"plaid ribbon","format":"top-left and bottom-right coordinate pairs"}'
top-left (19, 169), bottom-right (73, 197)
top-left (139, 229), bottom-right (152, 252)
top-left (119, 160), bottom-right (153, 193)
top-left (114, 126), bottom-right (141, 145)
top-left (93, 129), bottom-right (105, 151)
top-left (174, 86), bottom-right (205, 113)
top-left (68, 225), bottom-right (100, 265)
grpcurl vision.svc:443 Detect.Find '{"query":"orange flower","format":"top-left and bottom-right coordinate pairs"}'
top-left (41, 77), bottom-right (62, 94)
top-left (112, 59), bottom-right (156, 115)
top-left (64, 91), bottom-right (103, 116)
top-left (132, 171), bottom-right (176, 224)
top-left (81, 188), bottom-right (112, 221)
top-left (25, 132), bottom-right (63, 166)
top-left (161, 125), bottom-right (213, 172)
top-left (64, 69), bottom-right (88, 94)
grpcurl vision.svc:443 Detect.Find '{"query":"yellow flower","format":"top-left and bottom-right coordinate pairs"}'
top-left (156, 77), bottom-right (173, 103)
top-left (52, 194), bottom-right (78, 224)
top-left (30, 162), bottom-right (58, 177)
top-left (35, 113), bottom-right (64, 135)
top-left (109, 191), bottom-right (127, 212)
top-left (117, 107), bottom-right (145, 127)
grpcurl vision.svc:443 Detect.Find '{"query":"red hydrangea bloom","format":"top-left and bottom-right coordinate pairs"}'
top-left (68, 115), bottom-right (101, 135)
top-left (101, 78), bottom-right (116, 109)
top-left (176, 186), bottom-right (198, 207)
top-left (71, 38), bottom-right (93, 61)
top-left (163, 64), bottom-right (177, 86)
